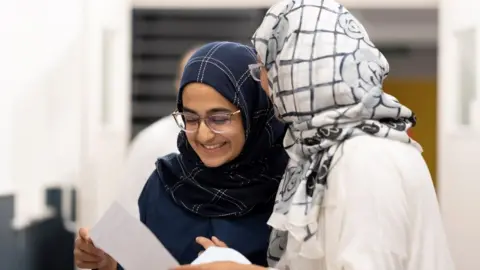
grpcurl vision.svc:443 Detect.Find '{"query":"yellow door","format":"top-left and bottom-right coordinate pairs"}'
top-left (383, 78), bottom-right (437, 186)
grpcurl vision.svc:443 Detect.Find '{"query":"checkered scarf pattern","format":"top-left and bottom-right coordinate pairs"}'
top-left (158, 42), bottom-right (288, 218)
top-left (252, 0), bottom-right (421, 268)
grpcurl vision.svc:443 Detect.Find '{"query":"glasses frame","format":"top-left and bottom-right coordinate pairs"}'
top-left (248, 63), bottom-right (263, 82)
top-left (172, 110), bottom-right (241, 134)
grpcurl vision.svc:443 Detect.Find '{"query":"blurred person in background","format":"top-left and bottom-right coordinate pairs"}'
top-left (174, 0), bottom-right (455, 270)
top-left (120, 47), bottom-right (197, 219)
top-left (73, 41), bottom-right (289, 270)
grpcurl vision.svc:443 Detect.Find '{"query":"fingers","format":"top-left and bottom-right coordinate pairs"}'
top-left (74, 248), bottom-right (106, 269)
top-left (77, 228), bottom-right (104, 256)
top-left (211, 236), bottom-right (227, 248)
top-left (75, 260), bottom-right (109, 269)
top-left (171, 264), bottom-right (206, 270)
top-left (195, 237), bottom-right (215, 250)
top-left (79, 227), bottom-right (90, 241)
top-left (196, 236), bottom-right (227, 250)
top-left (74, 247), bottom-right (100, 262)
top-left (75, 236), bottom-right (104, 256)
top-left (74, 249), bottom-right (109, 269)
top-left (74, 228), bottom-right (107, 269)
top-left (196, 236), bottom-right (227, 257)
top-left (171, 262), bottom-right (240, 270)
top-left (75, 261), bottom-right (100, 269)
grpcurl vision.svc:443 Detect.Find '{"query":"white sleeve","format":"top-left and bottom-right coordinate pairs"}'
top-left (331, 143), bottom-right (409, 270)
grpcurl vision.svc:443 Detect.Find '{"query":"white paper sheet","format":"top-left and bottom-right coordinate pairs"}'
top-left (90, 201), bottom-right (178, 270)
top-left (192, 246), bottom-right (251, 265)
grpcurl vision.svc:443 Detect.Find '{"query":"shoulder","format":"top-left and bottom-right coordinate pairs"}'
top-left (328, 135), bottom-right (423, 201)
top-left (138, 153), bottom-right (179, 206)
top-left (132, 117), bottom-right (177, 142)
top-left (332, 135), bottom-right (430, 186)
top-left (325, 136), bottom-right (437, 259)
top-left (128, 117), bottom-right (180, 158)
top-left (327, 136), bottom-right (414, 252)
top-left (340, 134), bottom-right (420, 159)
top-left (331, 135), bottom-right (423, 176)
top-left (138, 169), bottom-right (160, 207)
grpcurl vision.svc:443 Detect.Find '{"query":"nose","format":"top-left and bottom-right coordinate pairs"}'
top-left (196, 121), bottom-right (215, 142)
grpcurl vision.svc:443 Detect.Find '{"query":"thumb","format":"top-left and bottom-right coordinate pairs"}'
top-left (79, 227), bottom-right (90, 242)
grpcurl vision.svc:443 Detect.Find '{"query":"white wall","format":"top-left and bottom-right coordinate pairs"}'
top-left (352, 9), bottom-right (437, 47)
top-left (0, 0), bottom-right (130, 230)
top-left (1, 0), bottom-right (85, 227)
top-left (437, 0), bottom-right (480, 269)
top-left (0, 10), bottom-right (15, 194)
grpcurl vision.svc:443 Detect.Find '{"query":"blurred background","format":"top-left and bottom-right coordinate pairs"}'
top-left (0, 0), bottom-right (479, 269)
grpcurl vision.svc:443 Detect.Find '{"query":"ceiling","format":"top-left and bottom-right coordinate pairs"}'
top-left (133, 0), bottom-right (437, 9)
top-left (130, 4), bottom-right (438, 47)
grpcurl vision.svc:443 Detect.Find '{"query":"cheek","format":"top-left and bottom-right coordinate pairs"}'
top-left (226, 122), bottom-right (245, 154)
top-left (260, 70), bottom-right (270, 96)
top-left (185, 132), bottom-right (195, 146)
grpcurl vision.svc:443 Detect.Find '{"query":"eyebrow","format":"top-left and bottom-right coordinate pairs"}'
top-left (183, 106), bottom-right (233, 114)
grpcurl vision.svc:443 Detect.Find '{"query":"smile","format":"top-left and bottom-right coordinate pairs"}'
top-left (200, 142), bottom-right (227, 150)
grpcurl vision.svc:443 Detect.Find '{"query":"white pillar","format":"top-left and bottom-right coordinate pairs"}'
top-left (438, 0), bottom-right (480, 269)
top-left (76, 0), bottom-right (131, 228)
top-left (0, 88), bottom-right (14, 197)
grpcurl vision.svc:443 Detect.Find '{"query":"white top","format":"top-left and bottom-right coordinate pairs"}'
top-left (119, 116), bottom-right (180, 218)
top-left (202, 135), bottom-right (455, 270)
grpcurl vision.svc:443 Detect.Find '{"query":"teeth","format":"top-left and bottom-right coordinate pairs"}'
top-left (203, 143), bottom-right (223, 149)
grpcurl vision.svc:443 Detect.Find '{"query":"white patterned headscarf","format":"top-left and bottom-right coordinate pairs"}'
top-left (252, 0), bottom-right (422, 268)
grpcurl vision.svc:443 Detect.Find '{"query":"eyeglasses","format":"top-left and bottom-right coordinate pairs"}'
top-left (248, 63), bottom-right (263, 82)
top-left (172, 110), bottom-right (241, 134)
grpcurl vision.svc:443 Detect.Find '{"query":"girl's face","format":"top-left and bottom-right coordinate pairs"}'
top-left (180, 83), bottom-right (245, 168)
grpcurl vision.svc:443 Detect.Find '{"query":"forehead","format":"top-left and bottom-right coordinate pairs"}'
top-left (182, 83), bottom-right (237, 113)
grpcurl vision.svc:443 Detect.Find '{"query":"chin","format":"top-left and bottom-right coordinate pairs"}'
top-left (192, 142), bottom-right (234, 167)
top-left (198, 155), bottom-right (230, 167)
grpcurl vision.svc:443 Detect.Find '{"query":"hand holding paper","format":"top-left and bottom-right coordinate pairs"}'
top-left (89, 201), bottom-right (179, 270)
top-left (74, 227), bottom-right (114, 269)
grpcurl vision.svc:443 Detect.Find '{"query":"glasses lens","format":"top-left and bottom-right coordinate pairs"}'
top-left (206, 114), bottom-right (232, 133)
top-left (174, 113), bottom-right (199, 132)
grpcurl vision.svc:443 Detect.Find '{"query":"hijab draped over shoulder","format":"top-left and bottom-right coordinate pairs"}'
top-left (251, 0), bottom-right (421, 266)
top-left (157, 41), bottom-right (289, 218)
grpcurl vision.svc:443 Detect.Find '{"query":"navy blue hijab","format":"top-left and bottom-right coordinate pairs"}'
top-left (156, 41), bottom-right (288, 217)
